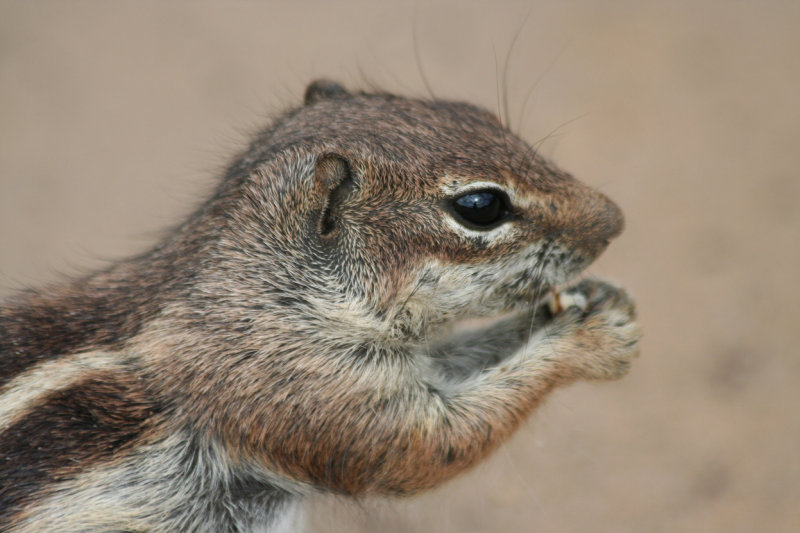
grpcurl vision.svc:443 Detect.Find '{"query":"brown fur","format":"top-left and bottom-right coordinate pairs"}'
top-left (0, 80), bottom-right (640, 531)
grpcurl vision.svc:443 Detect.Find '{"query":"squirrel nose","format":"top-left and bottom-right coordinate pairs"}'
top-left (546, 189), bottom-right (625, 260)
top-left (596, 192), bottom-right (625, 242)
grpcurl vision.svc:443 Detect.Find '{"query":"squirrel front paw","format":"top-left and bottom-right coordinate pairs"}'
top-left (544, 279), bottom-right (641, 381)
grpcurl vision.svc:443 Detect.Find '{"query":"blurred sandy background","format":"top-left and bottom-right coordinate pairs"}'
top-left (1, 1), bottom-right (798, 531)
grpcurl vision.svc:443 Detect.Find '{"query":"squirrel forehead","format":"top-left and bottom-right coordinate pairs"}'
top-left (249, 94), bottom-right (558, 191)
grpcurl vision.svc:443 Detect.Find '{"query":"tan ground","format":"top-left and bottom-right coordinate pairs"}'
top-left (1, 1), bottom-right (798, 531)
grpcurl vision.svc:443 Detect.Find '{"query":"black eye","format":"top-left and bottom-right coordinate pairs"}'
top-left (451, 189), bottom-right (510, 229)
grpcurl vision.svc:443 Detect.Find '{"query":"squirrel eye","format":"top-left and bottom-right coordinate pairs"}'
top-left (451, 189), bottom-right (510, 229)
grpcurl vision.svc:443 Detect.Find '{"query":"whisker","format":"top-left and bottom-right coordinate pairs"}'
top-left (517, 140), bottom-right (538, 184)
top-left (517, 43), bottom-right (569, 134)
top-left (493, 43), bottom-right (505, 130)
top-left (530, 113), bottom-right (590, 160)
top-left (536, 248), bottom-right (562, 357)
top-left (395, 275), bottom-right (425, 330)
top-left (501, 9), bottom-right (532, 130)
top-left (526, 241), bottom-right (554, 343)
top-left (412, 5), bottom-right (435, 100)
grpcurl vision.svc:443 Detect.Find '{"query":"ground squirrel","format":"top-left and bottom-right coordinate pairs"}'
top-left (0, 80), bottom-right (641, 532)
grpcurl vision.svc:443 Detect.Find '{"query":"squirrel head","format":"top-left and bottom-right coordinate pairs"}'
top-left (181, 80), bottom-right (623, 345)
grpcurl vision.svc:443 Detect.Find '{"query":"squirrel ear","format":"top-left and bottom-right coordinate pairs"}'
top-left (314, 153), bottom-right (355, 237)
top-left (304, 79), bottom-right (350, 105)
